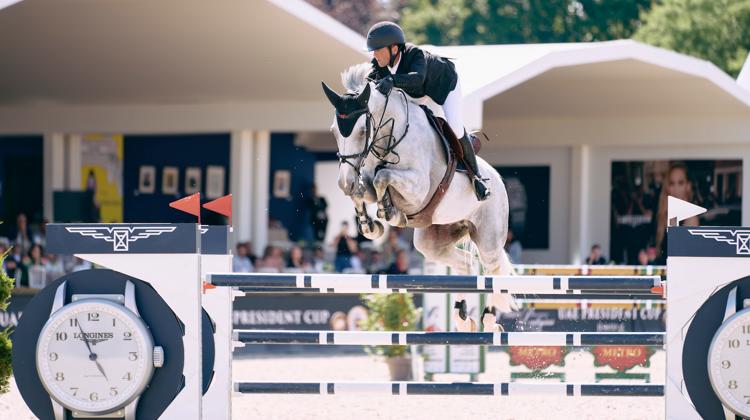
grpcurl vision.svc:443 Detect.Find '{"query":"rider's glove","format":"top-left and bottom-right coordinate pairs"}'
top-left (375, 76), bottom-right (394, 95)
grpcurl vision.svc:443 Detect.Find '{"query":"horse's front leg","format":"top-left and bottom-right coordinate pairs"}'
top-left (352, 199), bottom-right (384, 240)
top-left (373, 168), bottom-right (428, 227)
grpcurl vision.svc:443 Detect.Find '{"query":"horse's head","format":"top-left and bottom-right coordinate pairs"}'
top-left (322, 81), bottom-right (372, 196)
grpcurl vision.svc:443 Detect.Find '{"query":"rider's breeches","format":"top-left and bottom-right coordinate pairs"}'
top-left (409, 78), bottom-right (465, 138)
top-left (442, 78), bottom-right (465, 138)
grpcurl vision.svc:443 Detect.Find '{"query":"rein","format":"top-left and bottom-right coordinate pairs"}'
top-left (337, 87), bottom-right (410, 177)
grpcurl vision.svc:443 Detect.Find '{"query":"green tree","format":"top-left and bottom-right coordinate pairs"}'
top-left (635, 0), bottom-right (750, 77)
top-left (0, 248), bottom-right (13, 394)
top-left (400, 0), bottom-right (653, 45)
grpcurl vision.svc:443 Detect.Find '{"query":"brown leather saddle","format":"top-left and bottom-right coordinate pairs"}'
top-left (406, 106), bottom-right (482, 228)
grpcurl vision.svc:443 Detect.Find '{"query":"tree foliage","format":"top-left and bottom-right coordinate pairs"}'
top-left (305, 0), bottom-right (402, 35)
top-left (635, 0), bottom-right (750, 77)
top-left (399, 0), bottom-right (653, 45)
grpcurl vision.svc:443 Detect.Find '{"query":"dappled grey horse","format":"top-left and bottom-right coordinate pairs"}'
top-left (322, 63), bottom-right (515, 332)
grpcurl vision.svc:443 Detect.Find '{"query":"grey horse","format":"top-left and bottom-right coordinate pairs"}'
top-left (322, 63), bottom-right (515, 332)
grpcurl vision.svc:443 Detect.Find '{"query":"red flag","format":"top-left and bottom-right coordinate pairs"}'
top-left (203, 194), bottom-right (233, 225)
top-left (170, 193), bottom-right (201, 224)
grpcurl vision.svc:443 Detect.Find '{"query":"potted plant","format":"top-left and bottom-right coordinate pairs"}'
top-left (0, 248), bottom-right (14, 394)
top-left (360, 293), bottom-right (421, 381)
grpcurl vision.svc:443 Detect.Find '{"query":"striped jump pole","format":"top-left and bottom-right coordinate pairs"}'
top-left (207, 273), bottom-right (663, 295)
top-left (234, 287), bottom-right (664, 300)
top-left (233, 330), bottom-right (665, 347)
top-left (234, 382), bottom-right (664, 397)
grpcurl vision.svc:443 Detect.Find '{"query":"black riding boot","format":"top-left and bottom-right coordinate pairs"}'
top-left (459, 133), bottom-right (490, 201)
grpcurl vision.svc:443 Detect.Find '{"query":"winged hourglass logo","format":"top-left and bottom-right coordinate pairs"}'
top-left (687, 229), bottom-right (750, 255)
top-left (65, 226), bottom-right (178, 251)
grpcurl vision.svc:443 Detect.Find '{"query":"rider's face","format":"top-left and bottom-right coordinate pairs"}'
top-left (373, 45), bottom-right (398, 68)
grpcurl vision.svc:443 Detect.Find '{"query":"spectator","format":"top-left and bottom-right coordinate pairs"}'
top-left (287, 245), bottom-right (312, 271)
top-left (382, 228), bottom-right (409, 266)
top-left (304, 185), bottom-right (328, 244)
top-left (385, 249), bottom-right (410, 274)
top-left (349, 250), bottom-right (365, 273)
top-left (256, 245), bottom-right (285, 272)
top-left (34, 218), bottom-right (49, 248)
top-left (367, 250), bottom-right (387, 274)
top-left (11, 213), bottom-right (33, 257)
top-left (233, 242), bottom-right (254, 273)
top-left (332, 222), bottom-right (357, 272)
top-left (45, 252), bottom-right (65, 283)
top-left (585, 244), bottom-right (607, 265)
top-left (23, 244), bottom-right (47, 288)
top-left (311, 247), bottom-right (328, 273)
top-left (637, 249), bottom-right (650, 266)
top-left (505, 228), bottom-right (522, 264)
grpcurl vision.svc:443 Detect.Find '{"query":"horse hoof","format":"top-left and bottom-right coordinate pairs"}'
top-left (482, 311), bottom-right (499, 332)
top-left (453, 309), bottom-right (476, 332)
top-left (362, 220), bottom-right (384, 240)
top-left (454, 299), bottom-right (468, 320)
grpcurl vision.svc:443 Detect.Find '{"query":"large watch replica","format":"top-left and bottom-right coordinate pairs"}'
top-left (12, 223), bottom-right (223, 420)
top-left (707, 287), bottom-right (750, 419)
top-left (35, 280), bottom-right (164, 418)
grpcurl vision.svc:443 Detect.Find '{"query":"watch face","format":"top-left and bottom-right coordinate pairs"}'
top-left (708, 307), bottom-right (750, 418)
top-left (36, 299), bottom-right (155, 415)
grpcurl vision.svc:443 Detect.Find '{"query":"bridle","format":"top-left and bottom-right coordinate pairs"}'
top-left (336, 86), bottom-right (411, 177)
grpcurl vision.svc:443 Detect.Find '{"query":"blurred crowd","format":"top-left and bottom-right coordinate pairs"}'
top-left (1, 213), bottom-right (92, 289)
top-left (233, 221), bottom-right (420, 275)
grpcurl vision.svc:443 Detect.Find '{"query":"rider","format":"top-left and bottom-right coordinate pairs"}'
top-left (365, 21), bottom-right (490, 201)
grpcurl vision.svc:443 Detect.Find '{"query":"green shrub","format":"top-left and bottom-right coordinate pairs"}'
top-left (0, 248), bottom-right (14, 394)
top-left (359, 293), bottom-right (421, 358)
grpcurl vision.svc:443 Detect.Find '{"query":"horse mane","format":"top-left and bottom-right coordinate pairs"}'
top-left (341, 62), bottom-right (371, 94)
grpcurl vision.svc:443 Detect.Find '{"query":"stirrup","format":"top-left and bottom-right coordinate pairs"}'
top-left (473, 177), bottom-right (490, 201)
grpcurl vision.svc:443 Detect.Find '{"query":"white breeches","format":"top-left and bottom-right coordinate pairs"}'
top-left (407, 78), bottom-right (465, 139)
top-left (441, 78), bottom-right (464, 138)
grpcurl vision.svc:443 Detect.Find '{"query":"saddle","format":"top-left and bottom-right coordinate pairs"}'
top-left (406, 106), bottom-right (482, 228)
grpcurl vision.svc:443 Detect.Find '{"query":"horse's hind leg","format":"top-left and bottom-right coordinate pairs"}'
top-left (414, 223), bottom-right (480, 332)
top-left (469, 209), bottom-right (517, 332)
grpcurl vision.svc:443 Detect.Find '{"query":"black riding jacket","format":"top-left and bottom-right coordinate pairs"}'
top-left (368, 43), bottom-right (458, 105)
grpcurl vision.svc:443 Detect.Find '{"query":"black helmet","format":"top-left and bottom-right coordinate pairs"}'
top-left (366, 21), bottom-right (405, 51)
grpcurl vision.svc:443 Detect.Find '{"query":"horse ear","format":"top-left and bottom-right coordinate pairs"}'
top-left (358, 83), bottom-right (371, 106)
top-left (321, 82), bottom-right (341, 108)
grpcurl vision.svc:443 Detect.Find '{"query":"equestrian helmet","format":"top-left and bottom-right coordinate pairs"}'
top-left (366, 21), bottom-right (405, 51)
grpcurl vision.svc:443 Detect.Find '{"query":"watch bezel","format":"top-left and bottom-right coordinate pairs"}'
top-left (35, 298), bottom-right (156, 416)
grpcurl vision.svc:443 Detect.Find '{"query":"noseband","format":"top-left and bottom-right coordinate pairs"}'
top-left (336, 88), bottom-right (411, 177)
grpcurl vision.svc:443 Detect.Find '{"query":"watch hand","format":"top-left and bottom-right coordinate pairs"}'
top-left (93, 358), bottom-right (109, 381)
top-left (76, 317), bottom-right (95, 356)
top-left (76, 317), bottom-right (109, 381)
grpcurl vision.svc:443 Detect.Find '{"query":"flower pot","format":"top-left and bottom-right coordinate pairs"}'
top-left (386, 355), bottom-right (413, 381)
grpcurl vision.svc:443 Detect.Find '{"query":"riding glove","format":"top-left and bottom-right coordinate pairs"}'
top-left (376, 76), bottom-right (394, 95)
